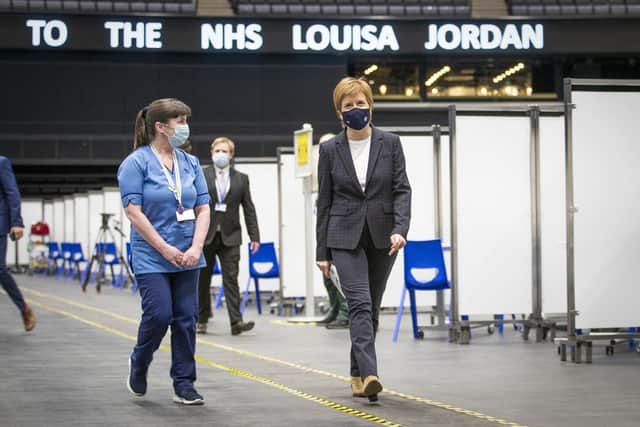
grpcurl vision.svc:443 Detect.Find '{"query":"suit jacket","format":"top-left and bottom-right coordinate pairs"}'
top-left (0, 156), bottom-right (24, 236)
top-left (316, 126), bottom-right (411, 261)
top-left (202, 164), bottom-right (260, 247)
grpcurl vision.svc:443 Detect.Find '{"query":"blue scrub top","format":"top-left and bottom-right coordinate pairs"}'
top-left (117, 146), bottom-right (210, 274)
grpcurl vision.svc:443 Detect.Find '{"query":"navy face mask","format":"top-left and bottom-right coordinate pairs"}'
top-left (342, 108), bottom-right (370, 130)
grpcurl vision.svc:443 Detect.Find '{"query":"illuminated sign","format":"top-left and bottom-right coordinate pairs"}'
top-left (200, 23), bottom-right (263, 50)
top-left (292, 24), bottom-right (399, 52)
top-left (423, 24), bottom-right (544, 50)
top-left (26, 19), bottom-right (68, 47)
top-left (4, 14), bottom-right (635, 55)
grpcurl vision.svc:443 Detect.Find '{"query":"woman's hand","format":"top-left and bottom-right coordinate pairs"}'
top-left (316, 260), bottom-right (332, 278)
top-left (389, 234), bottom-right (406, 256)
top-left (180, 246), bottom-right (202, 268)
top-left (162, 244), bottom-right (184, 268)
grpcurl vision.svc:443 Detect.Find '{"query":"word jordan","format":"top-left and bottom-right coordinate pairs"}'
top-left (424, 24), bottom-right (544, 50)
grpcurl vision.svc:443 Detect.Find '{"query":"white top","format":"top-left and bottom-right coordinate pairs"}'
top-left (348, 136), bottom-right (371, 192)
top-left (214, 165), bottom-right (231, 232)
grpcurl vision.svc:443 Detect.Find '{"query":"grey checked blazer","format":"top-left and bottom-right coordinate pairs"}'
top-left (315, 126), bottom-right (411, 261)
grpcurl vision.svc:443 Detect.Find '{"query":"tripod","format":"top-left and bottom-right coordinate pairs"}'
top-left (81, 213), bottom-right (134, 293)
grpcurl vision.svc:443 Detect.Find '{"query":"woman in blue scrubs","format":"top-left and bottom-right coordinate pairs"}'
top-left (118, 98), bottom-right (211, 405)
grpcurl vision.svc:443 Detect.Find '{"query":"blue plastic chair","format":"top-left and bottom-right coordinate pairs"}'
top-left (393, 239), bottom-right (450, 342)
top-left (60, 242), bottom-right (75, 279)
top-left (240, 242), bottom-right (279, 315)
top-left (47, 242), bottom-right (64, 277)
top-left (63, 242), bottom-right (87, 281)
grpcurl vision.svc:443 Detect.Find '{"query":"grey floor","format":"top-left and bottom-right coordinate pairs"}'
top-left (1, 276), bottom-right (639, 427)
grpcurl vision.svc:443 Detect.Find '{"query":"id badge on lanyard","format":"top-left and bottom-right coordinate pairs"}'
top-left (215, 173), bottom-right (229, 212)
top-left (151, 146), bottom-right (195, 222)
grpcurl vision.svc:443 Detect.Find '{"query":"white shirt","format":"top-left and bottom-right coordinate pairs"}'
top-left (348, 136), bottom-right (371, 192)
top-left (214, 165), bottom-right (231, 232)
top-left (214, 165), bottom-right (231, 201)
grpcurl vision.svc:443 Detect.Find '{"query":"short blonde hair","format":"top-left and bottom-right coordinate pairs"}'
top-left (210, 136), bottom-right (235, 155)
top-left (332, 77), bottom-right (374, 119)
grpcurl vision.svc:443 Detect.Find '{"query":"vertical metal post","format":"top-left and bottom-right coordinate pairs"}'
top-left (448, 105), bottom-right (459, 339)
top-left (276, 150), bottom-right (285, 315)
top-left (303, 176), bottom-right (315, 317)
top-left (432, 124), bottom-right (446, 327)
top-left (564, 79), bottom-right (577, 342)
top-left (529, 107), bottom-right (543, 332)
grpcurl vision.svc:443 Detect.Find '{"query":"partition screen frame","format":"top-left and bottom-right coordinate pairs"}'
top-left (564, 78), bottom-right (640, 334)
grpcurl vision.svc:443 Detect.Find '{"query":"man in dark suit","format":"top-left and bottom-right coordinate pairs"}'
top-left (316, 77), bottom-right (411, 400)
top-left (0, 156), bottom-right (36, 331)
top-left (197, 137), bottom-right (260, 336)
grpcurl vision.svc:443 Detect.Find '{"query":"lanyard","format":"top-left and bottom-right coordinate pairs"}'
top-left (216, 170), bottom-right (230, 203)
top-left (150, 145), bottom-right (183, 212)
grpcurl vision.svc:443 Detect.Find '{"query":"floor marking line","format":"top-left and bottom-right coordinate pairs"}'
top-left (18, 286), bottom-right (528, 427)
top-left (22, 296), bottom-right (404, 427)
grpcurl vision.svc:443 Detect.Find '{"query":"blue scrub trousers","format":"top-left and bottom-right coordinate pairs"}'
top-left (0, 235), bottom-right (26, 312)
top-left (131, 269), bottom-right (199, 393)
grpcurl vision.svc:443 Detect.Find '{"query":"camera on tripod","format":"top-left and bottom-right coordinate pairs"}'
top-left (81, 212), bottom-right (134, 293)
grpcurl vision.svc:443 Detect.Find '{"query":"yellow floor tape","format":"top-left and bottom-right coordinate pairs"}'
top-left (17, 286), bottom-right (528, 427)
top-left (22, 297), bottom-right (404, 427)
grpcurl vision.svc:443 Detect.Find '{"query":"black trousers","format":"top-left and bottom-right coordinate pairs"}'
top-left (331, 224), bottom-right (397, 378)
top-left (197, 232), bottom-right (242, 326)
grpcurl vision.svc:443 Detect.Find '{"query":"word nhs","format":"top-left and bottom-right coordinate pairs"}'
top-left (424, 24), bottom-right (544, 50)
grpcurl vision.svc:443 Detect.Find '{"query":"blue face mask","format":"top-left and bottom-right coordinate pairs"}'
top-left (166, 124), bottom-right (190, 148)
top-left (212, 152), bottom-right (230, 168)
top-left (342, 108), bottom-right (370, 131)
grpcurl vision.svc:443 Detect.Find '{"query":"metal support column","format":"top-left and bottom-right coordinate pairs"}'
top-left (447, 105), bottom-right (461, 343)
top-left (529, 107), bottom-right (544, 342)
top-left (432, 124), bottom-right (446, 328)
top-left (564, 80), bottom-right (578, 345)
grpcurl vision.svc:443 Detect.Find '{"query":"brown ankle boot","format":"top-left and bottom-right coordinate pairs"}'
top-left (22, 306), bottom-right (36, 332)
top-left (351, 377), bottom-right (365, 397)
top-left (362, 375), bottom-right (383, 397)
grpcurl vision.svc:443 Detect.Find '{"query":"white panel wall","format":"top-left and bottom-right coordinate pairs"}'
top-left (539, 117), bottom-right (567, 315)
top-left (73, 194), bottom-right (89, 256)
top-left (572, 90), bottom-right (640, 329)
top-left (456, 116), bottom-right (532, 315)
top-left (234, 163), bottom-right (280, 292)
top-left (87, 191), bottom-right (105, 252)
top-left (279, 153), bottom-right (325, 298)
top-left (43, 200), bottom-right (54, 231)
top-left (103, 187), bottom-right (125, 253)
top-left (52, 199), bottom-right (64, 243)
top-left (63, 196), bottom-right (74, 242)
top-left (17, 199), bottom-right (44, 265)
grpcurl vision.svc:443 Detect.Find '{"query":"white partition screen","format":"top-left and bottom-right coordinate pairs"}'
top-left (456, 116), bottom-right (532, 315)
top-left (103, 187), bottom-right (124, 252)
top-left (18, 200), bottom-right (44, 265)
top-left (539, 117), bottom-right (567, 315)
top-left (572, 90), bottom-right (640, 329)
top-left (73, 194), bottom-right (89, 256)
top-left (43, 201), bottom-right (54, 231)
top-left (279, 153), bottom-right (325, 298)
top-left (52, 199), bottom-right (64, 243)
top-left (234, 162), bottom-right (280, 292)
top-left (380, 134), bottom-right (448, 308)
top-left (63, 196), bottom-right (74, 242)
top-left (87, 191), bottom-right (105, 252)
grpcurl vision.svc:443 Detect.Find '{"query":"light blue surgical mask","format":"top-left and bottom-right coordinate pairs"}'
top-left (166, 124), bottom-right (190, 148)
top-left (212, 152), bottom-right (230, 168)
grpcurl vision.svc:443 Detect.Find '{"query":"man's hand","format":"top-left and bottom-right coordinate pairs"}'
top-left (9, 227), bottom-right (24, 241)
top-left (389, 234), bottom-right (406, 256)
top-left (316, 260), bottom-right (331, 278)
top-left (250, 241), bottom-right (260, 254)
